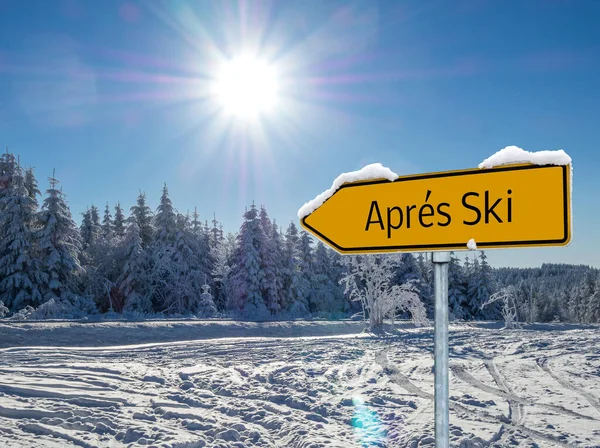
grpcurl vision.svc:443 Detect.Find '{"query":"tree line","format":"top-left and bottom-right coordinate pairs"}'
top-left (0, 150), bottom-right (598, 323)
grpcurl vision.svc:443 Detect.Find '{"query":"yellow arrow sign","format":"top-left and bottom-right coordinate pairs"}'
top-left (300, 164), bottom-right (571, 253)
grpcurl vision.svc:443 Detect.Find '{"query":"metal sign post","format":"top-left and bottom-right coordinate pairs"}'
top-left (433, 251), bottom-right (450, 448)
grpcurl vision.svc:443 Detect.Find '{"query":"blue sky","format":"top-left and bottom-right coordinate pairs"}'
top-left (0, 0), bottom-right (598, 268)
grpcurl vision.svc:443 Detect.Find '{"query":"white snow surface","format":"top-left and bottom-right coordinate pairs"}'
top-left (479, 145), bottom-right (572, 169)
top-left (297, 163), bottom-right (398, 219)
top-left (0, 319), bottom-right (599, 447)
top-left (467, 239), bottom-right (478, 250)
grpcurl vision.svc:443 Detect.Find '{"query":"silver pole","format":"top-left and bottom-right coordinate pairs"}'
top-left (432, 251), bottom-right (450, 448)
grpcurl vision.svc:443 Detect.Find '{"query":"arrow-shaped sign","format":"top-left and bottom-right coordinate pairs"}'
top-left (300, 164), bottom-right (571, 254)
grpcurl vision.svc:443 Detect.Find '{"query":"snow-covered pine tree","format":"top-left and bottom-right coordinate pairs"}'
top-left (566, 278), bottom-right (584, 323)
top-left (197, 283), bottom-right (217, 317)
top-left (448, 252), bottom-right (467, 320)
top-left (463, 254), bottom-right (472, 279)
top-left (394, 253), bottom-right (421, 285)
top-left (326, 247), bottom-right (354, 313)
top-left (477, 251), bottom-right (498, 319)
top-left (90, 205), bottom-right (101, 238)
top-left (297, 230), bottom-right (316, 311)
top-left (311, 241), bottom-right (348, 315)
top-left (23, 166), bottom-right (41, 261)
top-left (228, 204), bottom-right (269, 319)
top-left (150, 213), bottom-right (200, 314)
top-left (211, 230), bottom-right (237, 311)
top-left (0, 163), bottom-right (44, 310)
top-left (80, 206), bottom-right (101, 250)
top-left (578, 270), bottom-right (599, 323)
top-left (517, 280), bottom-right (538, 323)
top-left (282, 222), bottom-right (309, 316)
top-left (36, 172), bottom-right (91, 311)
top-left (96, 201), bottom-right (121, 308)
top-left (130, 191), bottom-right (154, 248)
top-left (258, 207), bottom-right (280, 314)
top-left (80, 209), bottom-right (93, 249)
top-left (465, 255), bottom-right (481, 319)
top-left (113, 202), bottom-right (126, 238)
top-left (416, 253), bottom-right (434, 318)
top-left (0, 151), bottom-right (17, 196)
top-left (223, 231), bottom-right (237, 261)
top-left (539, 294), bottom-right (560, 322)
top-left (149, 186), bottom-right (200, 314)
top-left (212, 236), bottom-right (231, 311)
top-left (269, 221), bottom-right (286, 313)
top-left (176, 213), bottom-right (205, 311)
top-left (194, 208), bottom-right (215, 294)
top-left (119, 218), bottom-right (151, 313)
top-left (494, 264), bottom-right (598, 323)
top-left (466, 252), bottom-right (498, 319)
top-left (210, 213), bottom-right (220, 249)
top-left (154, 184), bottom-right (176, 245)
top-left (0, 152), bottom-right (17, 236)
top-left (79, 203), bottom-right (114, 310)
top-left (192, 207), bottom-right (202, 235)
top-left (588, 273), bottom-right (600, 323)
top-left (24, 167), bottom-right (41, 209)
top-left (102, 203), bottom-right (114, 241)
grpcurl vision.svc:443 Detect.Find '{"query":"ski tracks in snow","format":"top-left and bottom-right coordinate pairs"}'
top-left (537, 356), bottom-right (600, 416)
top-left (449, 332), bottom-right (600, 448)
top-left (0, 323), bottom-right (599, 447)
top-left (477, 359), bottom-right (525, 426)
top-left (0, 336), bottom-right (395, 447)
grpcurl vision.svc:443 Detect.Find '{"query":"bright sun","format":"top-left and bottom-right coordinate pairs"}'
top-left (212, 55), bottom-right (279, 118)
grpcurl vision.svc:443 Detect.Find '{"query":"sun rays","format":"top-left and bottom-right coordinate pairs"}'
top-left (9, 0), bottom-right (398, 200)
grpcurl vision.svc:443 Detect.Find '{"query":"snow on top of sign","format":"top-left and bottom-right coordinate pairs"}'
top-left (479, 145), bottom-right (571, 169)
top-left (467, 239), bottom-right (477, 250)
top-left (297, 163), bottom-right (398, 219)
top-left (480, 145), bottom-right (574, 249)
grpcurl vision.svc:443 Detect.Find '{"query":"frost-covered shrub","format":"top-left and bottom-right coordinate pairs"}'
top-left (197, 284), bottom-right (217, 318)
top-left (30, 299), bottom-right (77, 319)
top-left (10, 305), bottom-right (34, 320)
top-left (0, 301), bottom-right (10, 317)
top-left (69, 294), bottom-right (98, 316)
top-left (481, 286), bottom-right (522, 329)
top-left (30, 295), bottom-right (96, 319)
top-left (7, 294), bottom-right (97, 320)
top-left (340, 254), bottom-right (429, 332)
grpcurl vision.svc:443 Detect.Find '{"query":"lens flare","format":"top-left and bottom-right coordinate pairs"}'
top-left (352, 396), bottom-right (387, 446)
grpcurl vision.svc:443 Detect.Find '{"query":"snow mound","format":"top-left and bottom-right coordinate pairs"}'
top-left (479, 145), bottom-right (571, 169)
top-left (297, 163), bottom-right (398, 219)
top-left (467, 239), bottom-right (477, 250)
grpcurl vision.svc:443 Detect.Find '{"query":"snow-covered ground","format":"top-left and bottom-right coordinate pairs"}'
top-left (0, 320), bottom-right (598, 447)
